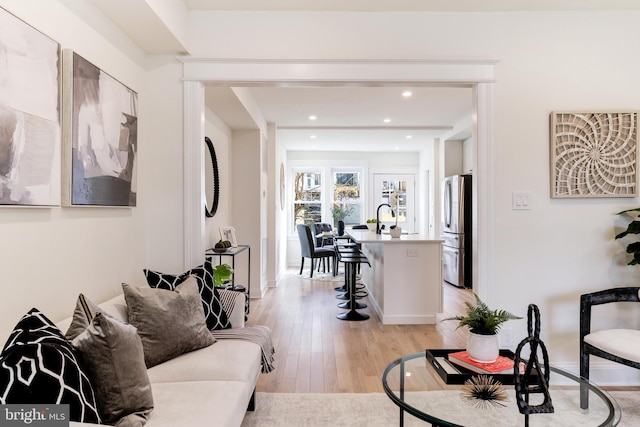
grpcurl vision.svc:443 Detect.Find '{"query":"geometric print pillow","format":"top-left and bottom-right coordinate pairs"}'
top-left (143, 258), bottom-right (230, 330)
top-left (0, 308), bottom-right (102, 424)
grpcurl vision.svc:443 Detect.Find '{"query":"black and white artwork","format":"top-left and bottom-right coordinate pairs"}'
top-left (0, 8), bottom-right (61, 206)
top-left (63, 51), bottom-right (138, 206)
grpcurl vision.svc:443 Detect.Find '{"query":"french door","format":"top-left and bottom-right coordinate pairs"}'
top-left (372, 174), bottom-right (416, 233)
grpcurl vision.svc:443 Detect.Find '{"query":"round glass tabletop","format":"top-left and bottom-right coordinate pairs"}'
top-left (382, 352), bottom-right (621, 427)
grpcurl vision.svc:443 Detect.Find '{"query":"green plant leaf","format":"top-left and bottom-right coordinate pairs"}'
top-left (440, 294), bottom-right (522, 335)
top-left (616, 220), bottom-right (640, 239)
top-left (213, 263), bottom-right (233, 287)
top-left (617, 207), bottom-right (640, 216)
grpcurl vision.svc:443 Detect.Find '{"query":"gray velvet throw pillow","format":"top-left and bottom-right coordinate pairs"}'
top-left (65, 293), bottom-right (103, 341)
top-left (72, 311), bottom-right (153, 426)
top-left (123, 276), bottom-right (216, 368)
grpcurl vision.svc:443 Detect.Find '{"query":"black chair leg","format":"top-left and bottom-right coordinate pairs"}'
top-left (300, 258), bottom-right (304, 275)
top-left (580, 350), bottom-right (589, 409)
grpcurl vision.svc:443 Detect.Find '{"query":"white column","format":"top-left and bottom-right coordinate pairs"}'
top-left (183, 81), bottom-right (205, 269)
top-left (473, 82), bottom-right (495, 303)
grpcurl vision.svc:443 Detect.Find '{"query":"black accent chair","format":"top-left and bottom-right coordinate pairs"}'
top-left (579, 287), bottom-right (640, 409)
top-left (297, 224), bottom-right (335, 278)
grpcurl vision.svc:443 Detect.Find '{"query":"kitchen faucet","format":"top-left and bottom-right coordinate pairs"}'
top-left (376, 203), bottom-right (395, 234)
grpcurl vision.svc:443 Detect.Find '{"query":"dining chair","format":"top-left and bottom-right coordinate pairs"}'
top-left (579, 286), bottom-right (640, 408)
top-left (297, 224), bottom-right (335, 278)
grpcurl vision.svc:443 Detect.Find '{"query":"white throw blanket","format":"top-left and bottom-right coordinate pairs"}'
top-left (212, 325), bottom-right (276, 373)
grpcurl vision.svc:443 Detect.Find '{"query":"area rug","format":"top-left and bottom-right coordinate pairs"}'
top-left (297, 271), bottom-right (347, 283)
top-left (241, 391), bottom-right (640, 426)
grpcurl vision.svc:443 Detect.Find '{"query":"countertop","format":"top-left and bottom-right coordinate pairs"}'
top-left (346, 229), bottom-right (443, 244)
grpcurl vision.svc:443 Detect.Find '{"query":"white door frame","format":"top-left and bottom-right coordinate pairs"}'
top-left (180, 58), bottom-right (496, 302)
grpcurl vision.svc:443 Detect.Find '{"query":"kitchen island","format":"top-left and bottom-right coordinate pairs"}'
top-left (347, 229), bottom-right (443, 325)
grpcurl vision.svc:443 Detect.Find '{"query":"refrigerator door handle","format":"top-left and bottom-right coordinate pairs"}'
top-left (444, 180), bottom-right (452, 228)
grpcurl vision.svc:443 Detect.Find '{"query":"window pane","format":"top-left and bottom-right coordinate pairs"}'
top-left (294, 172), bottom-right (321, 201)
top-left (333, 171), bottom-right (361, 227)
top-left (380, 179), bottom-right (407, 223)
top-left (293, 171), bottom-right (322, 232)
top-left (333, 172), bottom-right (360, 200)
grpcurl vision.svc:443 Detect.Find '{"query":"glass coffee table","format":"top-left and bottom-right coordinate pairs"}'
top-left (382, 352), bottom-right (621, 427)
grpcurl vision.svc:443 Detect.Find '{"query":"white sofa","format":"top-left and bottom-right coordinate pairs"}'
top-left (55, 289), bottom-right (262, 427)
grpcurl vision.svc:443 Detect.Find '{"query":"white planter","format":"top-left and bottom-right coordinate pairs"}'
top-left (367, 223), bottom-right (377, 232)
top-left (389, 226), bottom-right (402, 238)
top-left (466, 332), bottom-right (499, 363)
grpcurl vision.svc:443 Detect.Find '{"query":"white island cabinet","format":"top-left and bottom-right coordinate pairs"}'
top-left (347, 230), bottom-right (443, 325)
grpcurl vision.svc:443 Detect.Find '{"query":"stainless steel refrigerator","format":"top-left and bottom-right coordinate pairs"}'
top-left (441, 174), bottom-right (472, 288)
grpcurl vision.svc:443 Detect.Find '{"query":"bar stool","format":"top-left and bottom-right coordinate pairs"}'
top-left (334, 245), bottom-right (367, 297)
top-left (335, 250), bottom-right (368, 304)
top-left (336, 251), bottom-right (370, 321)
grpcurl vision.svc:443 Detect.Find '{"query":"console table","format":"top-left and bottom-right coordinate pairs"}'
top-left (205, 245), bottom-right (250, 316)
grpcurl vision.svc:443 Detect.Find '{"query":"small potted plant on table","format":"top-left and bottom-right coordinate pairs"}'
top-left (212, 263), bottom-right (233, 288)
top-left (442, 294), bottom-right (522, 363)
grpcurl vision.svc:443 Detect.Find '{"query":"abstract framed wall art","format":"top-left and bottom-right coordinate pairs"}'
top-left (62, 50), bottom-right (138, 206)
top-left (0, 7), bottom-right (61, 206)
top-left (550, 111), bottom-right (638, 198)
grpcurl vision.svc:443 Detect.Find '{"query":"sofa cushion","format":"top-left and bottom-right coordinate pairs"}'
top-left (123, 277), bottom-right (216, 368)
top-left (144, 381), bottom-right (250, 427)
top-left (72, 303), bottom-right (154, 425)
top-left (143, 259), bottom-right (231, 330)
top-left (147, 339), bottom-right (261, 387)
top-left (0, 308), bottom-right (101, 424)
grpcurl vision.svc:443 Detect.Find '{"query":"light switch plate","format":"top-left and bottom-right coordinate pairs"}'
top-left (512, 191), bottom-right (531, 210)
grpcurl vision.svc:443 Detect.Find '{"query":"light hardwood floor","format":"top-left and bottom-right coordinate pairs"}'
top-left (246, 268), bottom-right (474, 393)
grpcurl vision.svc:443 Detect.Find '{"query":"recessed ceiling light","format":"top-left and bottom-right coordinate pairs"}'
top-left (308, 115), bottom-right (317, 121)
top-left (383, 118), bottom-right (391, 123)
top-left (394, 146), bottom-right (400, 150)
top-left (311, 145), bottom-right (317, 149)
top-left (402, 91), bottom-right (412, 98)
top-left (310, 135), bottom-right (317, 139)
top-left (406, 135), bottom-right (413, 139)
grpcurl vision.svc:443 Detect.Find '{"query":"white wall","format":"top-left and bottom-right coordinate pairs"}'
top-left (462, 136), bottom-right (474, 175)
top-left (232, 130), bottom-right (264, 297)
top-left (0, 0), bottom-right (149, 339)
top-left (204, 108), bottom-right (233, 248)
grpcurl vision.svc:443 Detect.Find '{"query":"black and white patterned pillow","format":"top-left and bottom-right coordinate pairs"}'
top-left (143, 258), bottom-right (230, 330)
top-left (0, 308), bottom-right (101, 424)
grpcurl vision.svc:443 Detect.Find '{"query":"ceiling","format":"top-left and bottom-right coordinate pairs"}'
top-left (183, 0), bottom-right (640, 11)
top-left (205, 85), bottom-right (473, 152)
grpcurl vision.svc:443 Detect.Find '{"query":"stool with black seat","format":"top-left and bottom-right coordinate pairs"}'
top-left (334, 248), bottom-right (368, 302)
top-left (297, 224), bottom-right (335, 278)
top-left (333, 239), bottom-right (367, 296)
top-left (336, 250), bottom-right (370, 321)
top-left (333, 234), bottom-right (362, 277)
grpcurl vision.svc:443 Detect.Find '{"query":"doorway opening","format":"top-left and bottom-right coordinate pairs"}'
top-left (181, 58), bottom-right (495, 306)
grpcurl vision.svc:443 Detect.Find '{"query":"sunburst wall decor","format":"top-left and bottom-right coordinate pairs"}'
top-left (550, 111), bottom-right (638, 198)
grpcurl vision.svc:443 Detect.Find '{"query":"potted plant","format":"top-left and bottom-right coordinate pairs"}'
top-left (365, 218), bottom-right (378, 232)
top-left (331, 203), bottom-right (354, 235)
top-left (212, 263), bottom-right (233, 288)
top-left (615, 207), bottom-right (640, 265)
top-left (442, 294), bottom-right (521, 363)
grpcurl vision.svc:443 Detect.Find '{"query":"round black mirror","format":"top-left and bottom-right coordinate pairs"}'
top-left (204, 136), bottom-right (219, 217)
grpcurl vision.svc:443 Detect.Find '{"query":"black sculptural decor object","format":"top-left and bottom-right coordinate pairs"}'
top-left (513, 304), bottom-right (554, 426)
